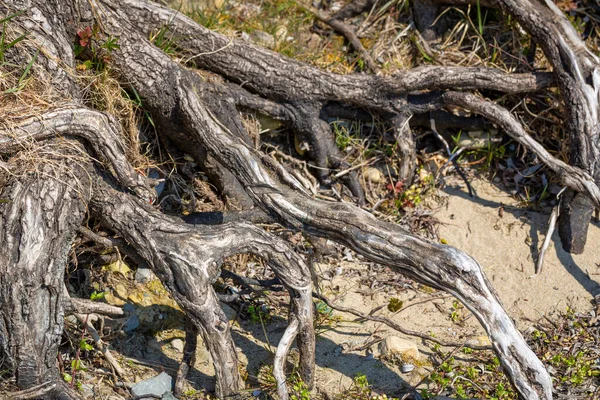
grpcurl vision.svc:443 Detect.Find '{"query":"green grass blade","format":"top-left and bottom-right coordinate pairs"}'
top-left (7, 33), bottom-right (26, 50)
top-left (0, 10), bottom-right (26, 25)
top-left (477, 0), bottom-right (483, 36)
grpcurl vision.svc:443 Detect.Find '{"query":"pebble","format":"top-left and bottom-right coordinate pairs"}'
top-left (135, 267), bottom-right (156, 284)
top-left (400, 363), bottom-right (415, 373)
top-left (148, 169), bottom-right (165, 198)
top-left (378, 336), bottom-right (420, 360)
top-left (80, 383), bottom-right (95, 398)
top-left (274, 25), bottom-right (287, 42)
top-left (221, 304), bottom-right (237, 320)
top-left (170, 338), bottom-right (184, 353)
top-left (123, 303), bottom-right (135, 314)
top-left (130, 372), bottom-right (173, 398)
top-left (363, 167), bottom-right (383, 183)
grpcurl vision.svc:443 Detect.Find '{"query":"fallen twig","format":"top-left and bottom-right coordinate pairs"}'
top-left (313, 292), bottom-right (492, 350)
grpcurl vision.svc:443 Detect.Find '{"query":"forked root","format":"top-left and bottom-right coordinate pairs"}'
top-left (90, 177), bottom-right (315, 398)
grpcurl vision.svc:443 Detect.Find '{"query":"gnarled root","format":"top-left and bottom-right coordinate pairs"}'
top-left (90, 177), bottom-right (315, 398)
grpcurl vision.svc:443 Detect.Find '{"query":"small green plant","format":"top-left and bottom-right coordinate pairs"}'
top-left (246, 304), bottom-right (271, 323)
top-left (0, 11), bottom-right (38, 94)
top-left (89, 290), bottom-right (105, 302)
top-left (332, 121), bottom-right (361, 151)
top-left (450, 300), bottom-right (464, 324)
top-left (0, 11), bottom-right (26, 65)
top-left (74, 25), bottom-right (120, 71)
top-left (2, 48), bottom-right (37, 94)
top-left (150, 25), bottom-right (177, 55)
top-left (79, 339), bottom-right (93, 352)
top-left (70, 359), bottom-right (87, 373)
top-left (125, 85), bottom-right (155, 128)
top-left (290, 374), bottom-right (311, 400)
top-left (387, 297), bottom-right (403, 312)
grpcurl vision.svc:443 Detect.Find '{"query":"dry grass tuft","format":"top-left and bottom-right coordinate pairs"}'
top-left (76, 68), bottom-right (149, 169)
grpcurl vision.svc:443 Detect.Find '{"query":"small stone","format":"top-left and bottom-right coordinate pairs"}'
top-left (250, 30), bottom-right (275, 49)
top-left (80, 383), bottom-right (95, 398)
top-left (171, 338), bottom-right (184, 353)
top-left (306, 33), bottom-right (321, 50)
top-left (466, 335), bottom-right (491, 347)
top-left (400, 363), bottom-right (415, 373)
top-left (467, 130), bottom-right (484, 138)
top-left (65, 315), bottom-right (78, 325)
top-left (135, 267), bottom-right (156, 284)
top-left (105, 292), bottom-right (126, 307)
top-left (211, 0), bottom-right (225, 9)
top-left (148, 338), bottom-right (163, 351)
top-left (379, 336), bottom-right (420, 361)
top-left (114, 283), bottom-right (129, 299)
top-left (456, 132), bottom-right (501, 149)
top-left (123, 314), bottom-right (140, 332)
top-left (130, 372), bottom-right (173, 398)
top-left (148, 169), bottom-right (165, 198)
top-left (363, 167), bottom-right (383, 183)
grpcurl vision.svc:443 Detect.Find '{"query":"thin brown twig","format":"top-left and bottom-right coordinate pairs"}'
top-left (313, 292), bottom-right (492, 350)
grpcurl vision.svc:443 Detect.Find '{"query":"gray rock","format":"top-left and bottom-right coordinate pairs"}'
top-left (378, 336), bottom-right (420, 360)
top-left (148, 338), bottom-right (163, 351)
top-left (123, 314), bottom-right (140, 332)
top-left (135, 267), bottom-right (156, 284)
top-left (79, 383), bottom-right (95, 398)
top-left (130, 372), bottom-right (173, 398)
top-left (162, 392), bottom-right (179, 400)
top-left (170, 338), bottom-right (184, 353)
top-left (400, 363), bottom-right (415, 373)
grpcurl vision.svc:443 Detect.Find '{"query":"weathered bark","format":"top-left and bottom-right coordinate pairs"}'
top-left (0, 144), bottom-right (91, 399)
top-left (501, 0), bottom-right (600, 254)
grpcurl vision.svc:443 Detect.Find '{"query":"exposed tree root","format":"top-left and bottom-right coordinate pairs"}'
top-left (89, 177), bottom-right (315, 398)
top-left (91, 3), bottom-right (552, 396)
top-left (4, 0), bottom-right (600, 399)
